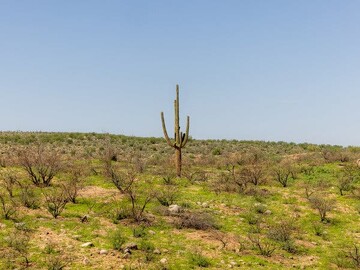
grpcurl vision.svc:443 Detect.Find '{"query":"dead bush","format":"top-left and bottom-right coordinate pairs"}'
top-left (43, 188), bottom-right (69, 218)
top-left (126, 184), bottom-right (154, 222)
top-left (0, 169), bottom-right (19, 197)
top-left (104, 162), bottom-right (135, 194)
top-left (176, 212), bottom-right (218, 230)
top-left (248, 234), bottom-right (276, 257)
top-left (18, 145), bottom-right (62, 187)
top-left (60, 165), bottom-right (85, 203)
top-left (272, 162), bottom-right (296, 187)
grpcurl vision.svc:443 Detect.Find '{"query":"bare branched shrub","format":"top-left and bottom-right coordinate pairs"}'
top-left (105, 154), bottom-right (154, 222)
top-left (209, 171), bottom-right (238, 194)
top-left (268, 219), bottom-right (297, 253)
top-left (60, 165), bottom-right (85, 203)
top-left (176, 212), bottom-right (218, 230)
top-left (227, 165), bottom-right (248, 192)
top-left (309, 195), bottom-right (335, 222)
top-left (0, 192), bottom-right (17, 219)
top-left (131, 153), bottom-right (147, 173)
top-left (0, 169), bottom-right (19, 197)
top-left (127, 184), bottom-right (154, 222)
top-left (211, 230), bottom-right (228, 249)
top-left (240, 164), bottom-right (267, 186)
top-left (248, 234), bottom-right (276, 257)
top-left (273, 162), bottom-right (295, 187)
top-left (104, 162), bottom-right (135, 194)
top-left (268, 220), bottom-right (295, 242)
top-left (43, 188), bottom-right (69, 218)
top-left (18, 145), bottom-right (62, 187)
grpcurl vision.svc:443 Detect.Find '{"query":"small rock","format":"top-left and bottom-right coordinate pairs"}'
top-left (124, 243), bottom-right (138, 250)
top-left (82, 257), bottom-right (90, 265)
top-left (202, 202), bottom-right (209, 208)
top-left (153, 249), bottom-right (161, 254)
top-left (99, 249), bottom-right (108, 255)
top-left (264, 210), bottom-right (272, 215)
top-left (168, 204), bottom-right (181, 213)
top-left (230, 261), bottom-right (237, 266)
top-left (148, 230), bottom-right (156, 235)
top-left (81, 242), bottom-right (94, 248)
top-left (162, 249), bottom-right (169, 253)
top-left (81, 215), bottom-right (89, 223)
top-left (160, 258), bottom-right (168, 264)
top-left (123, 248), bottom-right (131, 254)
top-left (0, 223), bottom-right (6, 229)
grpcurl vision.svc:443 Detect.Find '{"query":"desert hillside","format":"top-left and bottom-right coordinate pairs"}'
top-left (0, 132), bottom-right (360, 269)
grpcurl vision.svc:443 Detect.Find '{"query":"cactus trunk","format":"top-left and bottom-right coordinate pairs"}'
top-left (176, 147), bottom-right (181, 177)
top-left (161, 85), bottom-right (190, 177)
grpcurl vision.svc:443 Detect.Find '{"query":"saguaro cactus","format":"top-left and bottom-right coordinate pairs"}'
top-left (161, 85), bottom-right (190, 177)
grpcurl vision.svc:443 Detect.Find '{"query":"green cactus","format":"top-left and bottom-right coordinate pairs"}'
top-left (161, 85), bottom-right (190, 177)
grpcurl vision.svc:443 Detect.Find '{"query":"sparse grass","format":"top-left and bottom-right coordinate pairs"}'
top-left (0, 132), bottom-right (360, 269)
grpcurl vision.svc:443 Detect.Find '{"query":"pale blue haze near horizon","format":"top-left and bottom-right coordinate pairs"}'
top-left (0, 1), bottom-right (359, 146)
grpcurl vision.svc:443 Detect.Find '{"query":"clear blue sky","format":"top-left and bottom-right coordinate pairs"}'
top-left (0, 1), bottom-right (359, 146)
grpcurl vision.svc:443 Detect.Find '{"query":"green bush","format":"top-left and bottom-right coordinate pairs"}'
top-left (189, 252), bottom-right (211, 267)
top-left (109, 228), bottom-right (127, 251)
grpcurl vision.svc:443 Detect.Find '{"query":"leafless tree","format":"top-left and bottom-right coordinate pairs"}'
top-left (18, 145), bottom-right (62, 187)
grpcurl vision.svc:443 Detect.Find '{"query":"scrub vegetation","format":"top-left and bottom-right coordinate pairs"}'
top-left (0, 131), bottom-right (360, 269)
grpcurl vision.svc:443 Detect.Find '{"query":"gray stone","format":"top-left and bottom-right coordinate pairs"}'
top-left (160, 258), bottom-right (168, 264)
top-left (168, 204), bottom-right (181, 213)
top-left (124, 242), bottom-right (138, 250)
top-left (81, 242), bottom-right (94, 248)
top-left (82, 257), bottom-right (90, 265)
top-left (153, 249), bottom-right (161, 254)
top-left (264, 210), bottom-right (272, 215)
top-left (99, 249), bottom-right (108, 255)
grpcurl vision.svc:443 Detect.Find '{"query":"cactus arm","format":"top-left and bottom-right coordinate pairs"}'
top-left (161, 112), bottom-right (173, 147)
top-left (181, 116), bottom-right (190, 147)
